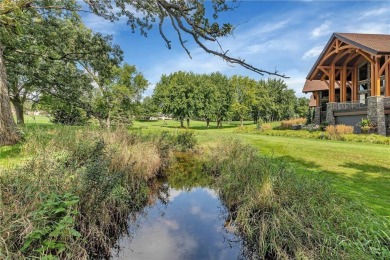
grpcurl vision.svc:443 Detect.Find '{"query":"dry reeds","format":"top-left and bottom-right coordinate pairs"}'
top-left (326, 124), bottom-right (354, 140)
top-left (280, 118), bottom-right (307, 129)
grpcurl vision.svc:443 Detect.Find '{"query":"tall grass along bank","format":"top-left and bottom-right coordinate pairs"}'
top-left (0, 127), bottom-right (195, 259)
top-left (201, 139), bottom-right (390, 259)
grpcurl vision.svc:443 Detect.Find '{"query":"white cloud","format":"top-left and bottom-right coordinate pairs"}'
top-left (311, 20), bottom-right (332, 38)
top-left (302, 45), bottom-right (324, 60)
top-left (361, 7), bottom-right (390, 18)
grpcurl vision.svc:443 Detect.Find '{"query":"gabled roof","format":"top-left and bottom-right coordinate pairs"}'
top-left (336, 33), bottom-right (390, 54)
top-left (303, 80), bottom-right (328, 93)
top-left (302, 80), bottom-right (341, 93)
top-left (306, 33), bottom-right (390, 80)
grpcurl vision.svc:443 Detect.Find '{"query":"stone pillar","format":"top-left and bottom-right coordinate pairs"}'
top-left (326, 103), bottom-right (338, 125)
top-left (367, 96), bottom-right (386, 136)
top-left (314, 107), bottom-right (321, 125)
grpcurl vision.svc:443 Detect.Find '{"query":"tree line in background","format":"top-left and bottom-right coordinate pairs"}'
top-left (147, 71), bottom-right (309, 127)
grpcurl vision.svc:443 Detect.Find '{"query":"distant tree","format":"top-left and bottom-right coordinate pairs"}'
top-left (295, 97), bottom-right (309, 118)
top-left (88, 64), bottom-right (149, 128)
top-left (230, 75), bottom-right (257, 127)
top-left (139, 96), bottom-right (160, 120)
top-left (196, 74), bottom-right (217, 128)
top-left (154, 71), bottom-right (198, 128)
top-left (209, 72), bottom-right (233, 128)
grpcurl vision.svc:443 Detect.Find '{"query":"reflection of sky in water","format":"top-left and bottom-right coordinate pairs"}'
top-left (111, 188), bottom-right (244, 260)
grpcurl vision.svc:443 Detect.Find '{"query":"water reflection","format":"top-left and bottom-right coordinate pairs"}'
top-left (111, 187), bottom-right (244, 260)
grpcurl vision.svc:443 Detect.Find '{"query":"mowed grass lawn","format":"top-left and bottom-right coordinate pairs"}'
top-left (1, 117), bottom-right (389, 217)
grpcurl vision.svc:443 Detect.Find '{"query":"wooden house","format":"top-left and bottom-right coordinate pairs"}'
top-left (303, 33), bottom-right (390, 135)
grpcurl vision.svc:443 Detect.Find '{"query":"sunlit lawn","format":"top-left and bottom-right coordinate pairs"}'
top-left (1, 117), bottom-right (389, 217)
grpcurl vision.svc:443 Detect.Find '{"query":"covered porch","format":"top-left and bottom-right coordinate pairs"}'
top-left (304, 33), bottom-right (390, 135)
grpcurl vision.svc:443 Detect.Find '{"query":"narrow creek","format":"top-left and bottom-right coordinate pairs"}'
top-left (111, 153), bottom-right (249, 260)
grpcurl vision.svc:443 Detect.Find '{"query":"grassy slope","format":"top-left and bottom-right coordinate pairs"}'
top-left (1, 117), bottom-right (389, 216)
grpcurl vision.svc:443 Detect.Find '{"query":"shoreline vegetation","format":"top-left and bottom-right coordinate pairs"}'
top-left (200, 140), bottom-right (390, 259)
top-left (1, 121), bottom-right (389, 259)
top-left (0, 126), bottom-right (194, 259)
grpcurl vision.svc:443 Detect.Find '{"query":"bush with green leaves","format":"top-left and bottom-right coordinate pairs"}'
top-left (51, 107), bottom-right (89, 125)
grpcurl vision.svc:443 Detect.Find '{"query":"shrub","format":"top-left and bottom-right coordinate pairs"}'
top-left (175, 130), bottom-right (197, 151)
top-left (357, 118), bottom-right (376, 134)
top-left (280, 118), bottom-right (306, 129)
top-left (301, 123), bottom-right (320, 132)
top-left (320, 120), bottom-right (330, 131)
top-left (51, 107), bottom-right (89, 126)
top-left (260, 123), bottom-right (273, 131)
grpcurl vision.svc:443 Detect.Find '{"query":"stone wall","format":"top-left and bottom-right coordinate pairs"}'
top-left (314, 107), bottom-right (321, 125)
top-left (326, 103), bottom-right (338, 125)
top-left (383, 97), bottom-right (390, 108)
top-left (367, 96), bottom-right (386, 136)
top-left (383, 97), bottom-right (390, 136)
top-left (325, 97), bottom-right (389, 136)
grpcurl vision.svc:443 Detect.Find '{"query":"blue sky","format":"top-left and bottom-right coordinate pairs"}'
top-left (80, 1), bottom-right (390, 97)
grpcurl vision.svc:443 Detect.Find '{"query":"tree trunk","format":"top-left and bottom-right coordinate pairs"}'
top-left (206, 119), bottom-right (210, 128)
top-left (180, 119), bottom-right (184, 128)
top-left (11, 99), bottom-right (24, 125)
top-left (186, 118), bottom-right (190, 128)
top-left (240, 118), bottom-right (243, 127)
top-left (217, 119), bottom-right (222, 128)
top-left (0, 45), bottom-right (19, 146)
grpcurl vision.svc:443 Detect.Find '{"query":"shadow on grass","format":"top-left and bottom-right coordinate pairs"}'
top-left (274, 155), bottom-right (390, 216)
top-left (340, 162), bottom-right (390, 176)
top-left (160, 125), bottom-right (240, 131)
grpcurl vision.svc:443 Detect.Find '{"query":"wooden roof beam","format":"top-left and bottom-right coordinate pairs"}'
top-left (379, 55), bottom-right (390, 75)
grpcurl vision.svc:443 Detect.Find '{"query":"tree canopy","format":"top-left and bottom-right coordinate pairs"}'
top-left (0, 0), bottom-right (290, 145)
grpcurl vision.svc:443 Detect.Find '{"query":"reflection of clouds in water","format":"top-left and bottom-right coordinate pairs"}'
top-left (169, 187), bottom-right (218, 202)
top-left (203, 188), bottom-right (218, 199)
top-left (190, 205), bottom-right (201, 215)
top-left (112, 187), bottom-right (243, 260)
top-left (162, 219), bottom-right (179, 230)
top-left (113, 219), bottom-right (197, 260)
top-left (168, 188), bottom-right (183, 202)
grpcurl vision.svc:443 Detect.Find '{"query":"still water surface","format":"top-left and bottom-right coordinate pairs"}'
top-left (111, 186), bottom-right (245, 260)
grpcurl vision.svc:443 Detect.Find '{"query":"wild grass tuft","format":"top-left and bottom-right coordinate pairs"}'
top-left (280, 118), bottom-right (307, 129)
top-left (326, 124), bottom-right (354, 140)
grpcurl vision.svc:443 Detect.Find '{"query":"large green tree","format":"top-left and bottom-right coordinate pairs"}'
top-left (0, 0), bottom-right (288, 145)
top-left (154, 71), bottom-right (199, 127)
top-left (230, 75), bottom-right (257, 127)
top-left (88, 64), bottom-right (148, 128)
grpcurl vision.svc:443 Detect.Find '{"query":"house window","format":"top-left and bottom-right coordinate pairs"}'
top-left (358, 62), bottom-right (370, 105)
top-left (359, 63), bottom-right (368, 81)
